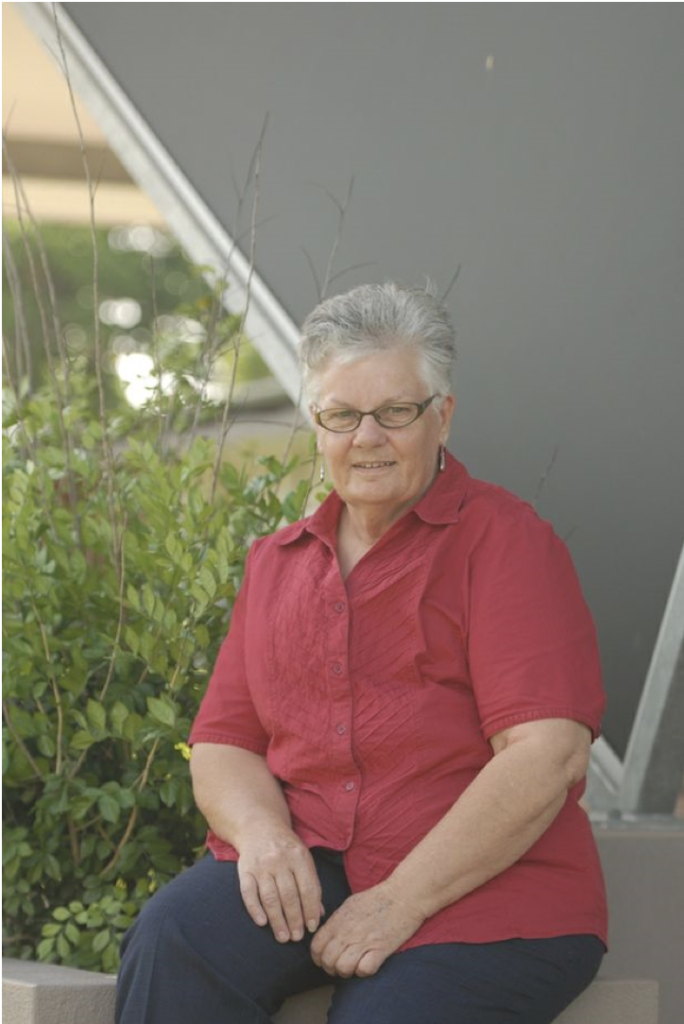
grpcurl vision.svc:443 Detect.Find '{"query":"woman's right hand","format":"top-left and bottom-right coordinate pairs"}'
top-left (236, 825), bottom-right (324, 943)
top-left (190, 744), bottom-right (322, 942)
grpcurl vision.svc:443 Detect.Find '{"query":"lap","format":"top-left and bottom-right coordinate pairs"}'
top-left (119, 854), bottom-right (603, 1024)
top-left (118, 850), bottom-right (350, 1020)
top-left (329, 935), bottom-right (605, 1024)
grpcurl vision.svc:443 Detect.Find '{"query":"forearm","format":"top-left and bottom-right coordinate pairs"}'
top-left (190, 742), bottom-right (291, 849)
top-left (389, 736), bottom-right (576, 919)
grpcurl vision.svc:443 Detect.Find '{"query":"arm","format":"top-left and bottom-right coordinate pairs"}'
top-left (311, 717), bottom-right (591, 977)
top-left (191, 743), bottom-right (323, 942)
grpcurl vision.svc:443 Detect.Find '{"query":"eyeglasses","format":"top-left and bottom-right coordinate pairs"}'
top-left (314, 395), bottom-right (439, 433)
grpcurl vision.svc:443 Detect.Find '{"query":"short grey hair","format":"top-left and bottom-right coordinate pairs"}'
top-left (299, 281), bottom-right (456, 403)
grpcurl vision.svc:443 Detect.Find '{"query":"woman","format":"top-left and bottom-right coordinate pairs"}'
top-left (117, 282), bottom-right (607, 1023)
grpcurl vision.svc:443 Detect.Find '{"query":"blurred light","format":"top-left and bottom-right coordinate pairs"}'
top-left (99, 298), bottom-right (142, 329)
top-left (114, 351), bottom-right (177, 409)
top-left (63, 324), bottom-right (87, 349)
top-left (153, 315), bottom-right (206, 344)
top-left (115, 351), bottom-right (154, 384)
top-left (107, 224), bottom-right (174, 256)
top-left (111, 334), bottom-right (138, 355)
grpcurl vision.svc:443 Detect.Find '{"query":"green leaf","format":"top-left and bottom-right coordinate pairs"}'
top-left (110, 701), bottom-right (129, 736)
top-left (142, 585), bottom-right (155, 618)
top-left (36, 938), bottom-right (55, 960)
top-left (159, 779), bottom-right (177, 807)
top-left (70, 730), bottom-right (95, 752)
top-left (124, 625), bottom-right (140, 656)
top-left (86, 699), bottom-right (106, 734)
top-left (92, 928), bottom-right (111, 954)
top-left (147, 697), bottom-right (176, 728)
top-left (53, 906), bottom-right (71, 922)
top-left (198, 566), bottom-right (216, 600)
top-left (37, 734), bottom-right (56, 758)
top-left (97, 793), bottom-right (121, 824)
top-left (122, 712), bottom-right (144, 742)
top-left (164, 532), bottom-right (183, 564)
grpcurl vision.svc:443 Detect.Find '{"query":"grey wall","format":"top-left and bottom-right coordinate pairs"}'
top-left (62, 3), bottom-right (684, 757)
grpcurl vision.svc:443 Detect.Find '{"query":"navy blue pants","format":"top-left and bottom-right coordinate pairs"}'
top-left (116, 850), bottom-right (604, 1024)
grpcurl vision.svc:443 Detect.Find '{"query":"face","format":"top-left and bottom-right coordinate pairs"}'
top-left (311, 347), bottom-right (455, 521)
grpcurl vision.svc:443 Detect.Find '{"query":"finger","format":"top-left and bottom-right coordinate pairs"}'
top-left (320, 939), bottom-right (361, 979)
top-left (355, 948), bottom-right (386, 978)
top-left (291, 860), bottom-right (324, 933)
top-left (237, 871), bottom-right (268, 928)
top-left (259, 876), bottom-right (294, 943)
top-left (273, 870), bottom-right (307, 941)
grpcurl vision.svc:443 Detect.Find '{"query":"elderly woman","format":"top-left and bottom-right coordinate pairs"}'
top-left (116, 282), bottom-right (607, 1024)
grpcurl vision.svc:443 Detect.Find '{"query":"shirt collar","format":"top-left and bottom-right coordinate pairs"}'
top-left (275, 451), bottom-right (469, 548)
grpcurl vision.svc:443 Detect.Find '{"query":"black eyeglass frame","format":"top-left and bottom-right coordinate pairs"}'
top-left (313, 394), bottom-right (440, 433)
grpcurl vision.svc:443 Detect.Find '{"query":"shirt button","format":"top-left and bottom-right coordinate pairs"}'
top-left (336, 723), bottom-right (347, 735)
top-left (344, 781), bottom-right (355, 792)
top-left (333, 601), bottom-right (346, 613)
top-left (331, 662), bottom-right (343, 675)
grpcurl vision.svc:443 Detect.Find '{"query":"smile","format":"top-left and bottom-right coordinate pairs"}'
top-left (352, 461), bottom-right (395, 469)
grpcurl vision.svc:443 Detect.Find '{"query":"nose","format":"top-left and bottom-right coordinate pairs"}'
top-left (352, 412), bottom-right (387, 444)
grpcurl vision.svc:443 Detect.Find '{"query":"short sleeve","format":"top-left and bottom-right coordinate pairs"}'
top-left (467, 502), bottom-right (605, 740)
top-left (188, 546), bottom-right (269, 754)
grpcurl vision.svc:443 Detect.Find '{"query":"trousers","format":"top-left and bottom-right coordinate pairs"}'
top-left (116, 850), bottom-right (604, 1024)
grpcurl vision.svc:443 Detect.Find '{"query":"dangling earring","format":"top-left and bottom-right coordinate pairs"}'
top-left (439, 445), bottom-right (446, 472)
top-left (319, 461), bottom-right (326, 483)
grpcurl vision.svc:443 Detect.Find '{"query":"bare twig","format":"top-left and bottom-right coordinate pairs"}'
top-left (2, 228), bottom-right (33, 388)
top-left (33, 609), bottom-right (64, 776)
top-left (440, 264), bottom-right (462, 304)
top-left (51, 2), bottom-right (122, 573)
top-left (301, 246), bottom-right (322, 302)
top-left (532, 444), bottom-right (560, 509)
top-left (320, 176), bottom-right (354, 299)
top-left (3, 138), bottom-right (62, 403)
top-left (97, 524), bottom-right (127, 705)
top-left (190, 119), bottom-right (274, 442)
top-left (210, 114), bottom-right (269, 500)
top-left (100, 737), bottom-right (160, 876)
top-left (2, 143), bottom-right (83, 535)
top-left (328, 260), bottom-right (377, 288)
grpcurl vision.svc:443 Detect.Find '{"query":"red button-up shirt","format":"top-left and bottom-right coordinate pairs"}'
top-left (189, 455), bottom-right (608, 947)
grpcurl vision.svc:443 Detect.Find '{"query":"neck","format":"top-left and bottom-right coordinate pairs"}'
top-left (340, 463), bottom-right (440, 548)
top-left (341, 502), bottom-right (404, 549)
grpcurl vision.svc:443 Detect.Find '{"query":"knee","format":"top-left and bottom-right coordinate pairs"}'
top-left (120, 882), bottom-right (185, 968)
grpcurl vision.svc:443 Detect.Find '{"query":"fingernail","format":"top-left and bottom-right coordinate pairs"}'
top-left (292, 928), bottom-right (304, 941)
top-left (277, 930), bottom-right (289, 943)
top-left (307, 918), bottom-right (318, 933)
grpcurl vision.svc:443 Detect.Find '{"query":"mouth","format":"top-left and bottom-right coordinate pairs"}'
top-left (352, 460), bottom-right (396, 470)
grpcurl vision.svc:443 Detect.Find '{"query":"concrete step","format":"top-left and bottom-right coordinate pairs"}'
top-left (274, 978), bottom-right (659, 1024)
top-left (3, 959), bottom-right (658, 1024)
top-left (3, 959), bottom-right (116, 1024)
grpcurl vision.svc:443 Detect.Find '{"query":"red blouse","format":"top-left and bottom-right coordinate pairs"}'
top-left (189, 454), bottom-right (608, 947)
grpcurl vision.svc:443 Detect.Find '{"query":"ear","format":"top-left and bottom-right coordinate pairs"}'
top-left (438, 394), bottom-right (456, 443)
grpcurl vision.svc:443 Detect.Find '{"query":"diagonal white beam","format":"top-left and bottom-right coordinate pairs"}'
top-left (619, 541), bottom-right (684, 814)
top-left (15, 2), bottom-right (305, 410)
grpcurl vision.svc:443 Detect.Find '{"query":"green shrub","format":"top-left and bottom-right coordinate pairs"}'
top-left (2, 305), bottom-right (311, 974)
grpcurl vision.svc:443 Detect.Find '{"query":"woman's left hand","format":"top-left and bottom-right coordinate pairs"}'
top-left (310, 879), bottom-right (425, 978)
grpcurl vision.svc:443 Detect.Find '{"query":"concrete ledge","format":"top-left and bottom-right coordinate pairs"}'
top-left (2, 959), bottom-right (117, 1024)
top-left (273, 977), bottom-right (659, 1024)
top-left (3, 960), bottom-right (658, 1024)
